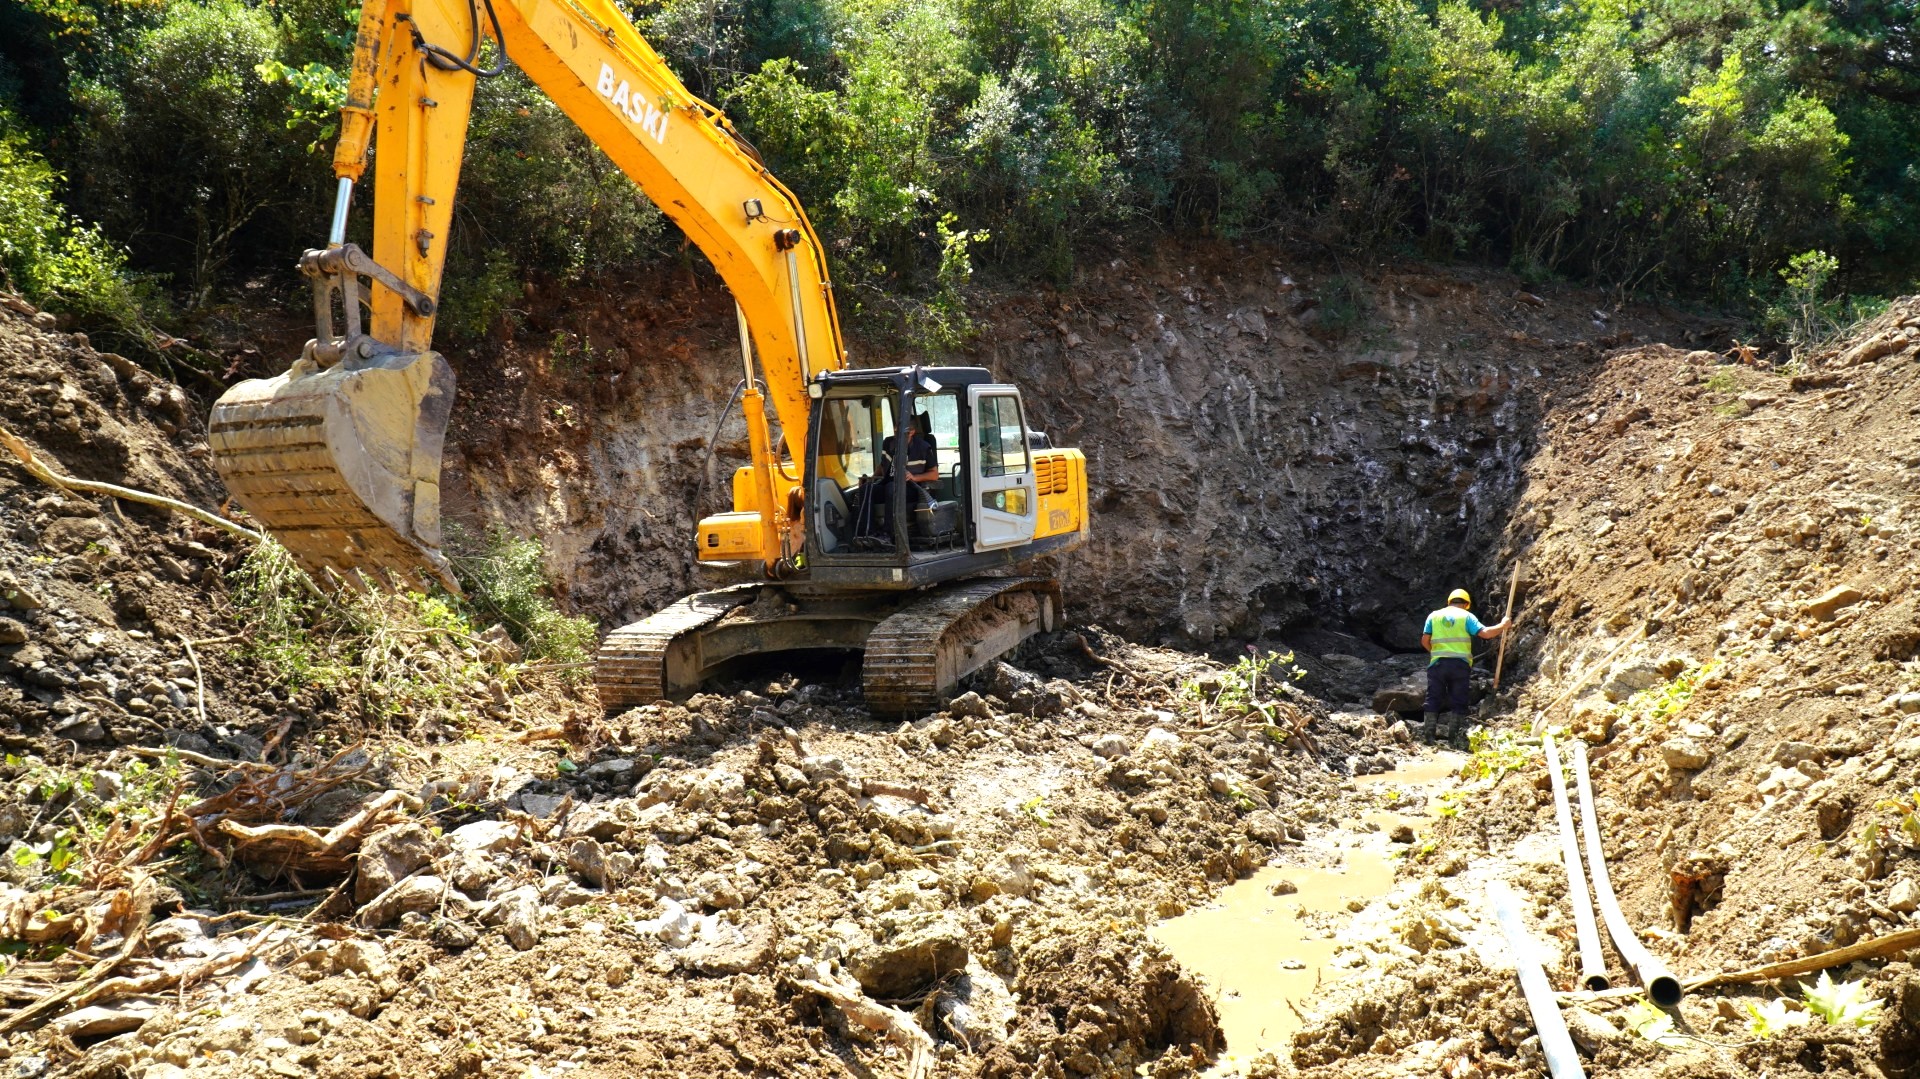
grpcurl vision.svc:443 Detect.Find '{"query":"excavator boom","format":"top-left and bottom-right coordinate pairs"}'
top-left (210, 0), bottom-right (845, 587)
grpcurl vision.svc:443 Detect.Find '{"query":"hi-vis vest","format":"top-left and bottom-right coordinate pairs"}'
top-left (1427, 607), bottom-right (1473, 665)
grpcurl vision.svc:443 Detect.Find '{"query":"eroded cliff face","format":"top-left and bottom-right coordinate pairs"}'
top-left (439, 246), bottom-right (1705, 648)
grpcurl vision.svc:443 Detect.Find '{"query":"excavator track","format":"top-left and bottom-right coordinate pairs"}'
top-left (594, 585), bottom-right (759, 710)
top-left (595, 577), bottom-right (1062, 715)
top-left (862, 577), bottom-right (1061, 714)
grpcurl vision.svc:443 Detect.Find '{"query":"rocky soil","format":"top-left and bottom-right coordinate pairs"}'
top-left (1270, 299), bottom-right (1920, 1078)
top-left (8, 258), bottom-right (1920, 1079)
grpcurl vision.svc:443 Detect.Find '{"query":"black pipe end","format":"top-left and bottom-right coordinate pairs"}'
top-left (1584, 975), bottom-right (1610, 992)
top-left (1648, 976), bottom-right (1682, 1007)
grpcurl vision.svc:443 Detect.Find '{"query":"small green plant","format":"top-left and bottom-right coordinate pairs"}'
top-left (447, 525), bottom-right (597, 664)
top-left (1777, 249), bottom-right (1840, 348)
top-left (1745, 997), bottom-right (1811, 1037)
top-left (1802, 971), bottom-right (1883, 1028)
top-left (1180, 649), bottom-right (1309, 731)
top-left (1623, 999), bottom-right (1689, 1049)
top-left (1613, 660), bottom-right (1717, 730)
top-left (1873, 789), bottom-right (1920, 845)
top-left (1704, 368), bottom-right (1739, 393)
top-left (1019, 794), bottom-right (1053, 827)
top-left (1459, 727), bottom-right (1536, 784)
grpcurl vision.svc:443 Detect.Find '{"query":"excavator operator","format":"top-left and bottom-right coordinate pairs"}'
top-left (858, 413), bottom-right (936, 540)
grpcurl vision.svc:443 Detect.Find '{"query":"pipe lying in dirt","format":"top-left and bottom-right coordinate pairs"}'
top-left (1487, 881), bottom-right (1588, 1079)
top-left (1543, 733), bottom-right (1609, 991)
top-left (1570, 740), bottom-right (1682, 1006)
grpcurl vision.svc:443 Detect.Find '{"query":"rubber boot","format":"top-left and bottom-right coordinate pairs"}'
top-left (1422, 712), bottom-right (1442, 740)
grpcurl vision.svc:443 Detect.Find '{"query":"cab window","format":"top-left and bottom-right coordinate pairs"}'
top-left (976, 395), bottom-right (1030, 478)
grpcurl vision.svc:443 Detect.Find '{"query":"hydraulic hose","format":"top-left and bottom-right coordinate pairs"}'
top-left (690, 378), bottom-right (750, 522)
top-left (1571, 741), bottom-right (1682, 1006)
top-left (415, 0), bottom-right (508, 77)
top-left (1543, 732), bottom-right (1610, 991)
top-left (1487, 881), bottom-right (1588, 1079)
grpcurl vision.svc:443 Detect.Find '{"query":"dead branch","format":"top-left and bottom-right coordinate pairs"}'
top-left (1071, 632), bottom-right (1116, 669)
top-left (0, 878), bottom-right (157, 1034)
top-left (1686, 926), bottom-right (1920, 991)
top-left (795, 977), bottom-right (934, 1079)
top-left (119, 745), bottom-right (274, 773)
top-left (0, 425), bottom-right (259, 543)
top-left (213, 789), bottom-right (415, 878)
top-left (861, 780), bottom-right (938, 808)
top-left (74, 924), bottom-right (283, 1013)
top-left (178, 634), bottom-right (208, 726)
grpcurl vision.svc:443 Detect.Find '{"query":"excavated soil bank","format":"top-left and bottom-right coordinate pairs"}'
top-left (425, 245), bottom-right (1709, 652)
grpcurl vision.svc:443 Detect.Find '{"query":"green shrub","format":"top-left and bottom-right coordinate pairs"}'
top-left (0, 111), bottom-right (149, 331)
top-left (228, 538), bottom-right (501, 721)
top-left (448, 526), bottom-right (597, 664)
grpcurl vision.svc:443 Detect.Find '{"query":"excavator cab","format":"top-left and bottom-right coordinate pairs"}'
top-left (800, 366), bottom-right (1054, 590)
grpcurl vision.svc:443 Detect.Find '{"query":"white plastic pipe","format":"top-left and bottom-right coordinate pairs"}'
top-left (1544, 732), bottom-right (1610, 990)
top-left (1571, 741), bottom-right (1682, 1006)
top-left (1487, 880), bottom-right (1588, 1079)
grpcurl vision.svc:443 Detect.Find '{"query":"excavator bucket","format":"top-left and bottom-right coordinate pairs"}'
top-left (208, 349), bottom-right (459, 593)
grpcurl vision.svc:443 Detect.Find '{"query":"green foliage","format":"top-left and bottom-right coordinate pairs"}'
top-left (6, 751), bottom-right (184, 888)
top-left (1459, 726), bottom-right (1535, 784)
top-left (1802, 971), bottom-right (1884, 1029)
top-left (447, 526), bottom-right (598, 664)
top-left (0, 113), bottom-right (142, 326)
top-left (7, 0), bottom-right (1920, 343)
top-left (227, 538), bottom-right (504, 721)
top-left (1745, 996), bottom-right (1811, 1037)
top-left (1624, 999), bottom-right (1688, 1049)
top-left (1613, 660), bottom-right (1717, 730)
top-left (229, 537), bottom-right (329, 687)
top-left (61, 0), bottom-right (310, 310)
top-left (1776, 249), bottom-right (1841, 346)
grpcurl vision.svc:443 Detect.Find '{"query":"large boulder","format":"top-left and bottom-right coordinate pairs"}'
top-left (354, 823), bottom-right (435, 905)
top-left (1371, 672), bottom-right (1427, 714)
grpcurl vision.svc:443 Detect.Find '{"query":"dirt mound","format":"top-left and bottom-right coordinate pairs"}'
top-left (0, 295), bottom-right (251, 750)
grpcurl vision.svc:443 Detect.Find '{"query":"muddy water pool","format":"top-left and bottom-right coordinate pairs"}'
top-left (1152, 751), bottom-right (1466, 1074)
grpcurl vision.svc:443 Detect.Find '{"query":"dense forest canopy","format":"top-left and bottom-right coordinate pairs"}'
top-left (1, 0), bottom-right (1915, 354)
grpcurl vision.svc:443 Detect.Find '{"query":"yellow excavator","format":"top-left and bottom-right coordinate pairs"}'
top-left (209, 0), bottom-right (1087, 712)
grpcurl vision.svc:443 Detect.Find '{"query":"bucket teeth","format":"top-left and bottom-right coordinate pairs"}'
top-left (209, 349), bottom-right (458, 592)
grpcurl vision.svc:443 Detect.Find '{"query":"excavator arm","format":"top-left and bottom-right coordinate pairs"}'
top-left (210, 0), bottom-right (845, 589)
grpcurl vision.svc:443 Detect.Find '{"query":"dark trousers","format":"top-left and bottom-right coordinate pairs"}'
top-left (1425, 657), bottom-right (1471, 716)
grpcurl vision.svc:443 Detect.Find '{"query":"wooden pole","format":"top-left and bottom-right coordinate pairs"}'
top-left (1493, 562), bottom-right (1521, 689)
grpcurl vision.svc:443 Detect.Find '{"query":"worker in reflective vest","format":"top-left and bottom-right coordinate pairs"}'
top-left (1421, 588), bottom-right (1509, 742)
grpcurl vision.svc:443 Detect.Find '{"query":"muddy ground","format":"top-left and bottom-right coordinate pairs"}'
top-left (4, 258), bottom-right (1920, 1079)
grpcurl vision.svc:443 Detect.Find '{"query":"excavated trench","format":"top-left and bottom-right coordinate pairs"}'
top-left (442, 251), bottom-right (1696, 664)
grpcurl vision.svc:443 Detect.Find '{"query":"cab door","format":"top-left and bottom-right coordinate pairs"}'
top-left (967, 386), bottom-right (1038, 551)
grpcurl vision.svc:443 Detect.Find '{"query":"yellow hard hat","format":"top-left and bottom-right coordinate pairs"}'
top-left (1448, 588), bottom-right (1472, 606)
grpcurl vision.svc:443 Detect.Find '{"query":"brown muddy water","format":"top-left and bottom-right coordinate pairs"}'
top-left (1152, 751), bottom-right (1466, 1074)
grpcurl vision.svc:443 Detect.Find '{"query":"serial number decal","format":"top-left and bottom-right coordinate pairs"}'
top-left (596, 63), bottom-right (668, 144)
